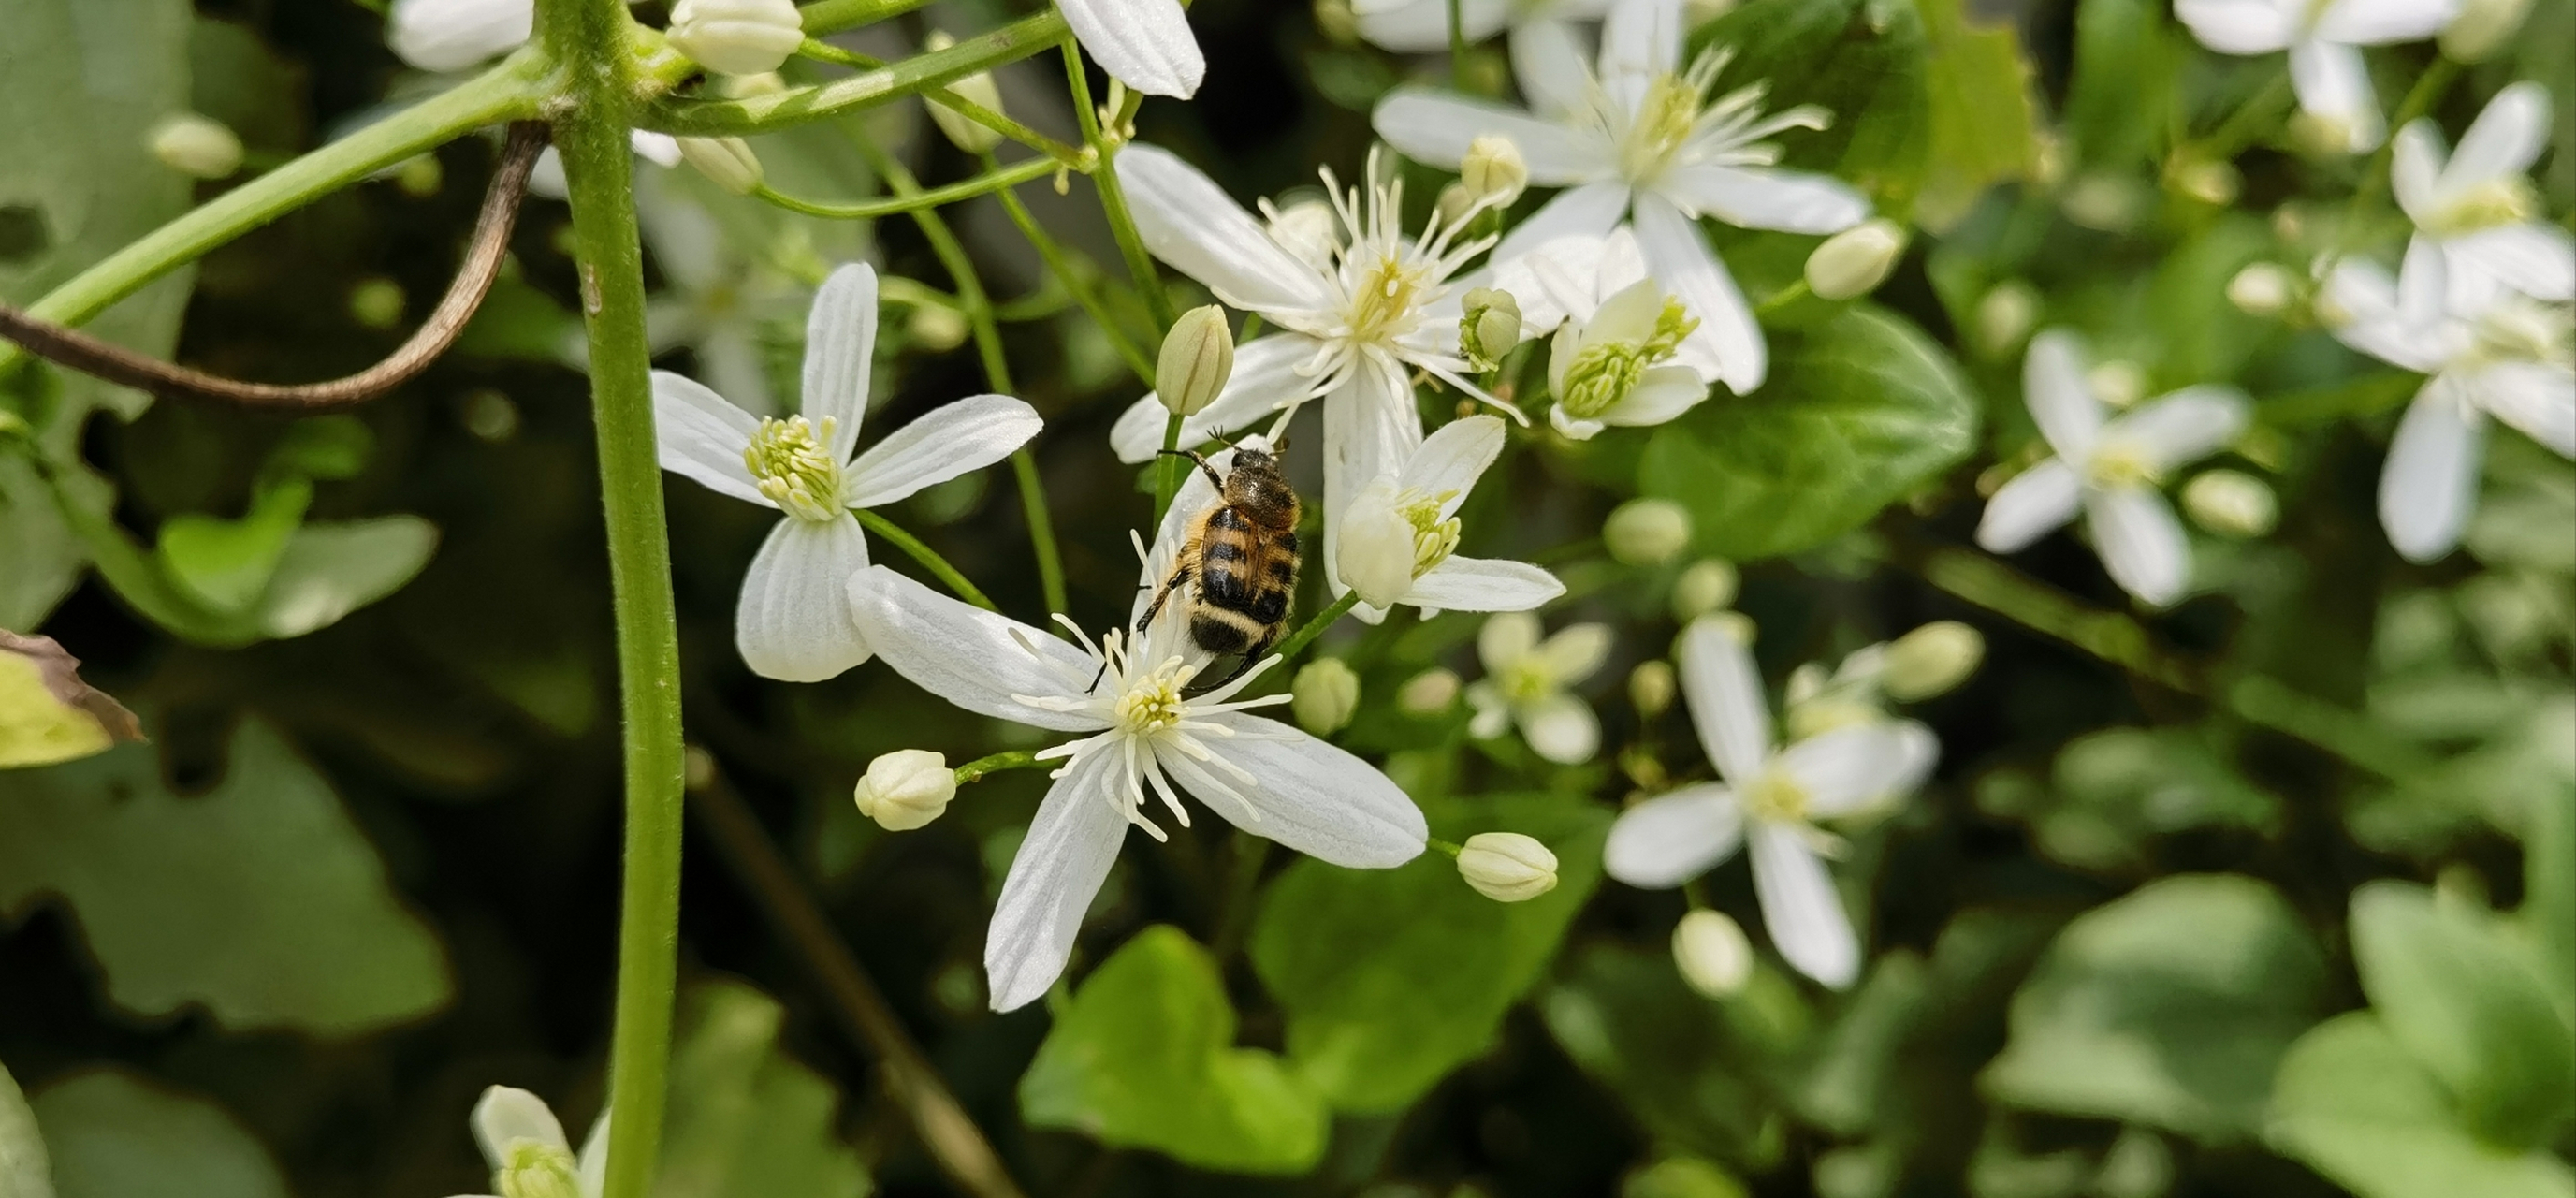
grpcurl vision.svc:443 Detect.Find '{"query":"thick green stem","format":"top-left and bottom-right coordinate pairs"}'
top-left (540, 2), bottom-right (686, 1195)
top-left (1270, 590), bottom-right (1363, 665)
top-left (750, 155), bottom-right (1065, 219)
top-left (853, 508), bottom-right (997, 610)
top-left (1060, 43), bottom-right (1175, 330)
top-left (647, 12), bottom-right (1068, 136)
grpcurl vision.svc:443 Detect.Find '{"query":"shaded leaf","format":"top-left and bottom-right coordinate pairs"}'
top-left (2267, 1013), bottom-right (2576, 1198)
top-left (1914, 0), bottom-right (2042, 230)
top-left (657, 978), bottom-right (869, 1198)
top-left (0, 630), bottom-right (139, 769)
top-left (30, 1070), bottom-right (285, 1198)
top-left (1542, 943), bottom-right (1810, 1170)
top-left (2348, 882), bottom-right (2575, 1147)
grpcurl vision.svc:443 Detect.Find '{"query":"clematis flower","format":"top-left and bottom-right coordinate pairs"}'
top-left (1106, 144), bottom-right (1520, 596)
top-left (1351, 0), bottom-right (1615, 54)
top-left (385, 0), bottom-right (684, 197)
top-left (845, 566), bottom-right (1428, 1011)
top-left (1060, 0), bottom-right (1206, 98)
top-left (1371, 0), bottom-right (1872, 393)
top-left (1975, 329), bottom-right (2251, 606)
top-left (1464, 611), bottom-right (1612, 764)
top-left (653, 264), bottom-right (1042, 681)
top-left (2391, 82), bottom-right (2576, 306)
top-left (1492, 227), bottom-right (1717, 438)
top-left (2321, 247), bottom-right (2576, 562)
top-left (2174, 0), bottom-right (2457, 153)
top-left (1333, 415), bottom-right (1565, 617)
top-left (445, 1086), bottom-right (607, 1198)
top-left (1604, 617), bottom-right (1937, 988)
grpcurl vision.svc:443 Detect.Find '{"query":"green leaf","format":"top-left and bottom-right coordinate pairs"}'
top-left (657, 979), bottom-right (869, 1198)
top-left (188, 19), bottom-right (307, 158)
top-left (1913, 0), bottom-right (2043, 230)
top-left (0, 721), bottom-right (453, 1035)
top-left (1541, 944), bottom-right (1808, 1170)
top-left (2009, 726), bottom-right (2280, 874)
top-left (0, 1061), bottom-right (49, 1198)
top-left (2348, 881), bottom-right (2576, 1147)
top-left (29, 1070), bottom-right (286, 1198)
top-left (1640, 304), bottom-right (1978, 561)
top-left (1697, 0), bottom-right (1931, 212)
top-left (1021, 926), bottom-right (1328, 1175)
top-left (2267, 1013), bottom-right (2576, 1198)
top-left (255, 516), bottom-right (439, 639)
top-left (1983, 874), bottom-right (2328, 1143)
top-left (1250, 795), bottom-right (1608, 1112)
top-left (155, 477), bottom-right (313, 615)
top-left (2060, 0), bottom-right (2178, 171)
top-left (2528, 790), bottom-right (2575, 1024)
top-left (0, 457), bottom-right (81, 630)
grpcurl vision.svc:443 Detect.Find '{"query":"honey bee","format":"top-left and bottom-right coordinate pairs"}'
top-left (1139, 446), bottom-right (1303, 685)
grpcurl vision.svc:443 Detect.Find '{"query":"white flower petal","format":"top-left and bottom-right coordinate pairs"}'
top-left (1882, 721), bottom-right (1942, 799)
top-left (2321, 258), bottom-right (2452, 372)
top-left (1511, 16), bottom-right (1596, 121)
top-left (2446, 81), bottom-right (2551, 190)
top-left (2287, 38), bottom-right (2383, 153)
top-left (847, 566), bottom-right (1107, 730)
top-left (1479, 609), bottom-right (1542, 671)
top-left (1372, 91), bottom-right (1613, 184)
top-left (2472, 362), bottom-right (2576, 457)
top-left (1057, 0), bottom-right (1205, 98)
top-left (2103, 385), bottom-right (2250, 472)
top-left (1187, 715), bottom-right (1429, 866)
top-left (2172, 0), bottom-right (2297, 51)
top-left (844, 395), bottom-right (1042, 509)
top-left (985, 751), bottom-right (1131, 1012)
top-left (471, 1086), bottom-right (568, 1170)
top-left (1519, 691), bottom-right (1603, 764)
top-left (1750, 823), bottom-right (1860, 988)
top-left (388, 0), bottom-right (531, 71)
top-left (1659, 166), bottom-right (1871, 234)
top-left (1599, 0), bottom-right (1682, 83)
top-left (631, 131), bottom-right (682, 168)
top-left (2085, 486), bottom-right (2193, 606)
top-left (651, 370), bottom-right (767, 505)
top-left (1405, 556), bottom-right (1565, 611)
top-left (2021, 329), bottom-right (2104, 460)
top-left (1491, 182), bottom-right (1634, 265)
top-left (2312, 0), bottom-right (2457, 44)
top-left (575, 1112), bottom-right (610, 1197)
top-left (800, 265), bottom-right (879, 458)
top-left (2390, 122), bottom-right (2442, 223)
top-left (1632, 192), bottom-right (1765, 393)
top-left (1354, 0), bottom-right (1515, 51)
top-left (1604, 364), bottom-right (1711, 426)
top-left (2399, 231), bottom-right (2453, 326)
top-left (1337, 480), bottom-right (1422, 609)
top-left (1977, 458), bottom-right (2084, 552)
top-left (2379, 379), bottom-right (2488, 562)
top-left (1466, 682), bottom-right (1513, 738)
top-left (1604, 782), bottom-right (1746, 887)
top-left (2448, 224), bottom-right (2576, 302)
top-left (1322, 355), bottom-right (1427, 595)
top-left (1678, 614), bottom-right (1772, 784)
top-left (736, 516), bottom-right (873, 681)
top-left (1402, 414), bottom-right (1508, 501)
top-left (1119, 144), bottom-right (1336, 315)
top-left (1112, 334), bottom-right (1324, 462)
top-left (1534, 623), bottom-right (1614, 683)
top-left (1776, 723), bottom-right (1936, 816)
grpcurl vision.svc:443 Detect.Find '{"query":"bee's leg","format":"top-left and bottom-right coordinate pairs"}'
top-left (1154, 448), bottom-right (1227, 493)
top-left (1203, 630), bottom-right (1279, 692)
top-left (1098, 564), bottom-right (1192, 694)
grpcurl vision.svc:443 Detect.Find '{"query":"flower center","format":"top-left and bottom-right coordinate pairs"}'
top-left (744, 415), bottom-right (844, 521)
top-left (2085, 442), bottom-right (2160, 489)
top-left (497, 1141), bottom-right (580, 1198)
top-left (1499, 656), bottom-right (1559, 704)
top-left (2466, 297), bottom-right (2575, 369)
top-left (1392, 486), bottom-right (1463, 577)
top-left (1740, 767), bottom-right (1812, 825)
top-left (1616, 52), bottom-right (1728, 183)
top-left (1345, 252), bottom-right (1431, 346)
top-left (2426, 176), bottom-right (2540, 237)
top-left (1113, 659), bottom-right (1193, 736)
top-left (1560, 298), bottom-right (1697, 418)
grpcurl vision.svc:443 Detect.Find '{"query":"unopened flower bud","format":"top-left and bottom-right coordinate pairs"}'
top-left (910, 304), bottom-right (968, 351)
top-left (1670, 558), bottom-right (1739, 621)
top-left (1974, 281), bottom-right (2039, 358)
top-left (853, 749), bottom-right (955, 831)
top-left (0, 630), bottom-right (143, 768)
top-left (2441, 0), bottom-right (2531, 61)
top-left (1459, 286), bottom-right (1521, 371)
top-left (2288, 111), bottom-right (2364, 158)
top-left (2182, 469), bottom-right (2278, 538)
top-left (1803, 219), bottom-right (1905, 300)
top-left (719, 71), bottom-right (791, 98)
top-left (1628, 660), bottom-right (1676, 717)
top-left (1882, 621), bottom-right (1984, 701)
top-left (922, 32), bottom-right (1007, 153)
top-left (1157, 305), bottom-right (1236, 416)
top-left (2087, 360), bottom-right (2147, 410)
top-left (2170, 157), bottom-right (2241, 207)
top-left (1435, 180), bottom-right (1479, 227)
top-left (1314, 0), bottom-right (1361, 44)
top-left (349, 278), bottom-right (405, 330)
top-left (1399, 667), bottom-right (1460, 714)
top-left (2061, 174), bottom-right (2144, 231)
top-left (1606, 498), bottom-right (1692, 566)
top-left (2227, 263), bottom-right (2293, 316)
top-left (677, 136), bottom-right (764, 195)
top-left (497, 1140), bottom-right (581, 1198)
top-left (1672, 909), bottom-right (1753, 998)
top-left (668, 0), bottom-right (804, 76)
top-left (1290, 659), bottom-right (1361, 735)
top-left (1457, 832), bottom-right (1559, 902)
top-left (1461, 136), bottom-right (1528, 209)
top-left (394, 153), bottom-right (444, 197)
top-left (148, 113), bottom-right (242, 179)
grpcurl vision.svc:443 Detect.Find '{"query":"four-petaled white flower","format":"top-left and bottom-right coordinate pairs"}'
top-left (1604, 617), bottom-right (1937, 988)
top-left (1976, 329), bottom-right (2251, 606)
top-left (1493, 227), bottom-right (1718, 438)
top-left (846, 565), bottom-right (1429, 1011)
top-left (1373, 0), bottom-right (1871, 394)
top-left (2322, 246), bottom-right (2576, 562)
top-left (2175, 0), bottom-right (2458, 153)
top-left (1465, 611), bottom-right (1612, 765)
top-left (1334, 415), bottom-right (1567, 618)
top-left (444, 1086), bottom-right (607, 1198)
top-left (2391, 81), bottom-right (2576, 308)
top-left (1060, 0), bottom-right (1206, 99)
top-left (653, 264), bottom-right (1043, 681)
top-left (1352, 0), bottom-right (1615, 54)
top-left (1108, 143), bottom-right (1521, 596)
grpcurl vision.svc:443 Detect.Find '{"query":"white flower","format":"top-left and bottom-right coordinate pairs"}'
top-left (1975, 329), bottom-right (2251, 606)
top-left (2321, 246), bottom-right (2575, 562)
top-left (1373, 0), bottom-right (1873, 393)
top-left (1333, 415), bottom-right (1565, 617)
top-left (2391, 82), bottom-right (2575, 306)
top-left (388, 0), bottom-right (532, 72)
top-left (1059, 0), bottom-right (1206, 98)
top-left (1106, 144), bottom-right (1520, 596)
top-left (1350, 0), bottom-right (1614, 53)
top-left (634, 171), bottom-right (805, 416)
top-left (1492, 227), bottom-right (1717, 438)
top-left (2174, 0), bottom-right (2458, 153)
top-left (1604, 617), bottom-right (1938, 988)
top-left (667, 0), bottom-right (804, 77)
top-left (447, 1086), bottom-right (607, 1198)
top-left (653, 264), bottom-right (1043, 681)
top-left (1465, 612), bottom-right (1611, 764)
top-left (845, 566), bottom-right (1428, 1011)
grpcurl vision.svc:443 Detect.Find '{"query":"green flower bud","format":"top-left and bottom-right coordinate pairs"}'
top-left (1461, 136), bottom-right (1528, 209)
top-left (2182, 469), bottom-right (2278, 538)
top-left (148, 113), bottom-right (242, 179)
top-left (669, 0), bottom-right (804, 76)
top-left (1157, 305), bottom-right (1236, 417)
top-left (1290, 659), bottom-right (1361, 736)
top-left (2087, 359), bottom-right (2147, 410)
top-left (2227, 263), bottom-right (2293, 316)
top-left (1670, 558), bottom-right (1739, 621)
top-left (1973, 281), bottom-right (2039, 358)
top-left (1882, 621), bottom-right (1985, 702)
top-left (1605, 498), bottom-right (1692, 566)
top-left (1457, 832), bottom-right (1559, 902)
top-left (1459, 286), bottom-right (1522, 372)
top-left (923, 32), bottom-right (1007, 153)
top-left (910, 304), bottom-right (969, 352)
top-left (1434, 180), bottom-right (1479, 228)
top-left (853, 749), bottom-right (956, 831)
top-left (1628, 660), bottom-right (1676, 717)
top-left (1671, 909), bottom-right (1752, 998)
top-left (677, 136), bottom-right (764, 195)
top-left (1802, 219), bottom-right (1905, 300)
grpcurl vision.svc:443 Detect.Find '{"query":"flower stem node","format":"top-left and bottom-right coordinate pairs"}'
top-left (1802, 219), bottom-right (1906, 300)
top-left (1399, 667), bottom-right (1461, 715)
top-left (1882, 621), bottom-right (1984, 701)
top-left (2182, 469), bottom-right (2279, 538)
top-left (2441, 0), bottom-right (2532, 62)
top-left (148, 113), bottom-right (243, 180)
top-left (1672, 909), bottom-right (1754, 998)
top-left (1156, 304), bottom-right (1236, 417)
top-left (1628, 660), bottom-right (1677, 717)
top-left (677, 136), bottom-right (764, 195)
top-left (1457, 832), bottom-right (1559, 902)
top-left (668, 0), bottom-right (804, 76)
top-left (1459, 286), bottom-right (1522, 373)
top-left (1460, 135), bottom-right (1529, 210)
top-left (1290, 659), bottom-right (1361, 736)
top-left (1605, 497), bottom-right (1693, 566)
top-left (922, 32), bottom-right (1008, 153)
top-left (1670, 558), bottom-right (1739, 621)
top-left (853, 749), bottom-right (957, 831)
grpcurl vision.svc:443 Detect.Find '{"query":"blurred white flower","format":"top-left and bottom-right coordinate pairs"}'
top-left (387, 0), bottom-right (532, 72)
top-left (1374, 0), bottom-right (1873, 393)
top-left (1059, 0), bottom-right (1206, 98)
top-left (2174, 0), bottom-right (2457, 153)
top-left (1465, 612), bottom-right (1612, 764)
top-left (652, 264), bottom-right (1042, 680)
top-left (2391, 82), bottom-right (2575, 307)
top-left (667, 0), bottom-right (804, 77)
top-left (634, 172), bottom-right (804, 416)
top-left (1671, 907), bottom-right (1753, 997)
top-left (1334, 415), bottom-right (1565, 617)
top-left (449, 1086), bottom-right (607, 1198)
top-left (846, 566), bottom-right (1427, 1011)
top-left (1976, 329), bottom-right (2251, 606)
top-left (2321, 246), bottom-right (2575, 562)
top-left (1350, 0), bottom-right (1614, 53)
top-left (1605, 617), bottom-right (1938, 988)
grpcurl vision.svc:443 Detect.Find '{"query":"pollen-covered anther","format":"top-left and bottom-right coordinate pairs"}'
top-left (742, 415), bottom-right (844, 521)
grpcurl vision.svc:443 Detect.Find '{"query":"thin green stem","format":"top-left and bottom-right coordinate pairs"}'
top-left (798, 0), bottom-right (937, 36)
top-left (539, 2), bottom-right (687, 1195)
top-left (1012, 452), bottom-right (1069, 616)
top-left (2190, 72), bottom-right (2292, 161)
top-left (1061, 42), bottom-right (1176, 330)
top-left (954, 750), bottom-right (1048, 783)
top-left (1151, 412), bottom-right (1187, 525)
top-left (1448, 0), bottom-right (1468, 91)
top-left (853, 508), bottom-right (997, 610)
top-left (1269, 590), bottom-right (1363, 665)
top-left (750, 154), bottom-right (1066, 219)
top-left (981, 154), bottom-right (1157, 384)
top-left (646, 12), bottom-right (1068, 136)
top-left (797, 38), bottom-right (1091, 168)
